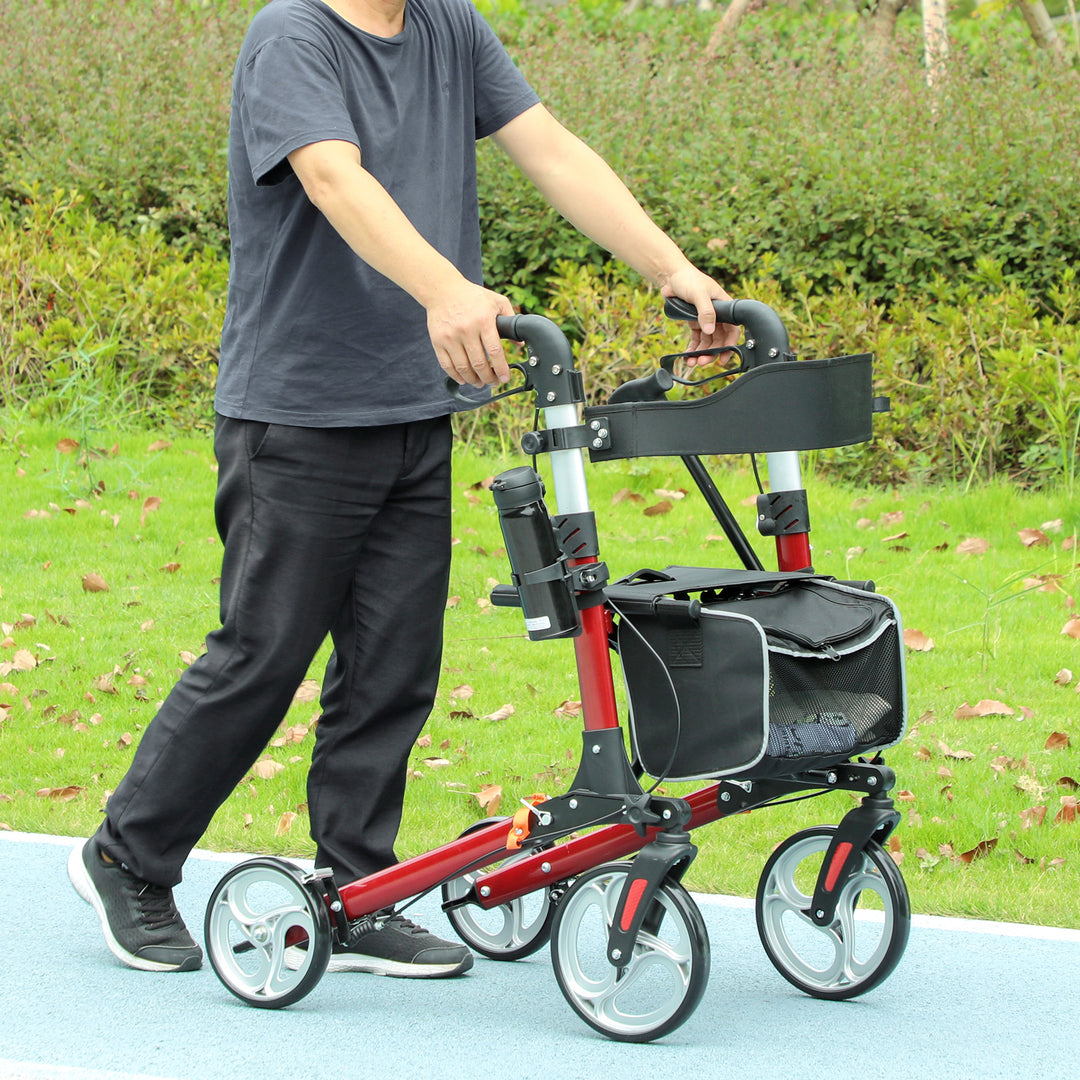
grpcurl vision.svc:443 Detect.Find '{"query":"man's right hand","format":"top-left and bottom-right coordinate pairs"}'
top-left (425, 279), bottom-right (515, 389)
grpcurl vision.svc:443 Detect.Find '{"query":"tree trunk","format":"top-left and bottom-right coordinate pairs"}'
top-left (865, 0), bottom-right (911, 56)
top-left (705, 0), bottom-right (756, 58)
top-left (1017, 0), bottom-right (1068, 59)
top-left (921, 0), bottom-right (950, 86)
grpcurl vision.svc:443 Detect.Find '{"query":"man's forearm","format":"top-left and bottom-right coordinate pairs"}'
top-left (494, 107), bottom-right (695, 289)
top-left (289, 139), bottom-right (465, 307)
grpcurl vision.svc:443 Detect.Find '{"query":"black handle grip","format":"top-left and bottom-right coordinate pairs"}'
top-left (495, 313), bottom-right (575, 370)
top-left (664, 297), bottom-right (791, 368)
top-left (608, 367), bottom-right (675, 404)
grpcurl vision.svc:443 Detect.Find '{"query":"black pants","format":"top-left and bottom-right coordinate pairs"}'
top-left (98, 414), bottom-right (453, 888)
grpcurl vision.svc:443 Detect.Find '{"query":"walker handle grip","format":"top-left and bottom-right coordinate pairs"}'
top-left (664, 297), bottom-right (792, 368)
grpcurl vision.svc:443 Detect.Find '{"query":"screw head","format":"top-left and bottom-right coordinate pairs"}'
top-left (546, 391), bottom-right (556, 402)
top-left (720, 791), bottom-right (731, 802)
top-left (541, 862), bottom-right (551, 873)
top-left (480, 885), bottom-right (491, 897)
top-left (816, 909), bottom-right (825, 919)
top-left (610, 948), bottom-right (622, 961)
top-left (592, 438), bottom-right (603, 449)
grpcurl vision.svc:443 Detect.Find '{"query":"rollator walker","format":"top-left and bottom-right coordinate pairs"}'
top-left (204, 298), bottom-right (911, 1042)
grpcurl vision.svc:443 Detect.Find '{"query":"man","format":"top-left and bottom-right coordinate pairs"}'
top-left (69, 0), bottom-right (736, 978)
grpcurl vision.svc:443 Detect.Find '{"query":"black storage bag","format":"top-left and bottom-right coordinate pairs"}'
top-left (609, 567), bottom-right (906, 782)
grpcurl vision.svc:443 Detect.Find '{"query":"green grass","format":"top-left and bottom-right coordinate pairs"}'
top-left (1, 420), bottom-right (1078, 927)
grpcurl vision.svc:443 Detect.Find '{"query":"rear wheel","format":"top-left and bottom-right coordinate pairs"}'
top-left (204, 857), bottom-right (332, 1009)
top-left (441, 840), bottom-right (557, 960)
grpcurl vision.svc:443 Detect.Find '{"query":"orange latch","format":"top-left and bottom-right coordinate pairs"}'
top-left (506, 793), bottom-right (548, 850)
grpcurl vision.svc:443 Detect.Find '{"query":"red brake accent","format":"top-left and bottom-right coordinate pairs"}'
top-left (824, 842), bottom-right (853, 893)
top-left (619, 878), bottom-right (649, 932)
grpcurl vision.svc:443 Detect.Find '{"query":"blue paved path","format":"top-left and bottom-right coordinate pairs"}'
top-left (2, 832), bottom-right (1077, 1080)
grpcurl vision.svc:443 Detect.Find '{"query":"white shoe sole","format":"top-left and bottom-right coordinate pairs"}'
top-left (284, 945), bottom-right (471, 978)
top-left (67, 841), bottom-right (196, 973)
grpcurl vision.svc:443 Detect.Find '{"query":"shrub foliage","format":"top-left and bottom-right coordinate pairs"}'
top-left (1, 1), bottom-right (1077, 483)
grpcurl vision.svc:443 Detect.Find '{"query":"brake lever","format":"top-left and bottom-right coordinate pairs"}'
top-left (658, 345), bottom-right (745, 387)
top-left (444, 362), bottom-right (532, 409)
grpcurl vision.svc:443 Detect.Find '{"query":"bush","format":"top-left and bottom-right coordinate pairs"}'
top-left (480, 6), bottom-right (1080, 308)
top-left (0, 192), bottom-right (226, 428)
top-left (2, 2), bottom-right (1079, 309)
top-left (540, 260), bottom-right (1080, 490)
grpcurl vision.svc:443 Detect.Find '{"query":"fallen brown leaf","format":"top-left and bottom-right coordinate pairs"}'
top-left (81, 573), bottom-right (109, 593)
top-left (956, 537), bottom-right (990, 555)
top-left (1018, 528), bottom-right (1050, 548)
top-left (903, 629), bottom-right (934, 652)
top-left (958, 838), bottom-right (998, 864)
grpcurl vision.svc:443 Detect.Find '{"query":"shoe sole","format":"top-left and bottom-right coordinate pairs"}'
top-left (284, 945), bottom-right (473, 979)
top-left (67, 842), bottom-right (202, 973)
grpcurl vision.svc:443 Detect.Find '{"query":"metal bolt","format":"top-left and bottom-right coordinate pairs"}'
top-left (827, 771), bottom-right (838, 785)
top-left (816, 909), bottom-right (825, 919)
top-left (551, 365), bottom-right (561, 375)
top-left (528, 355), bottom-right (538, 366)
top-left (611, 948), bottom-right (622, 961)
top-left (541, 862), bottom-right (551, 874)
top-left (597, 428), bottom-right (609, 439)
top-left (330, 900), bottom-right (343, 913)
top-left (720, 791), bottom-right (731, 802)
top-left (662, 809), bottom-right (672, 820)
top-left (592, 438), bottom-right (604, 449)
top-left (590, 420), bottom-right (601, 430)
top-left (745, 338), bottom-right (755, 349)
top-left (768, 347), bottom-right (779, 358)
top-left (569, 798), bottom-right (578, 809)
top-left (868, 775), bottom-right (878, 786)
top-left (480, 885), bottom-right (491, 897)
top-left (591, 744), bottom-right (601, 755)
top-left (546, 391), bottom-right (556, 402)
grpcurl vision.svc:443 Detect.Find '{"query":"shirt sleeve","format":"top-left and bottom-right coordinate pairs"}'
top-left (467, 6), bottom-right (540, 140)
top-left (238, 36), bottom-right (361, 185)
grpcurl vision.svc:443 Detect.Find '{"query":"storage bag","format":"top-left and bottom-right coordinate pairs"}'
top-left (607, 567), bottom-right (906, 782)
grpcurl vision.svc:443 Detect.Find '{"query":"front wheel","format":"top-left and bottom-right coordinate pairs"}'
top-left (550, 861), bottom-right (710, 1043)
top-left (204, 857), bottom-right (332, 1009)
top-left (755, 826), bottom-right (910, 1001)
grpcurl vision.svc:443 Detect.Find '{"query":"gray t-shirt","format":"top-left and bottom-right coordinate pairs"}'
top-left (215, 0), bottom-right (539, 426)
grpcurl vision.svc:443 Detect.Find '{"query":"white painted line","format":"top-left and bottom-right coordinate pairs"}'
top-left (0, 1061), bottom-right (183, 1080)
top-left (12, 829), bottom-right (1080, 943)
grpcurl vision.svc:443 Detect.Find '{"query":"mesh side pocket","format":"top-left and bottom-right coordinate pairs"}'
top-left (767, 620), bottom-right (904, 752)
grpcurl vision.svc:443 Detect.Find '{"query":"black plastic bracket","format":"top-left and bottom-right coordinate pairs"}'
top-left (569, 727), bottom-right (643, 798)
top-left (521, 416), bottom-right (609, 456)
top-left (756, 488), bottom-right (811, 537)
top-left (606, 831), bottom-right (697, 969)
top-left (808, 792), bottom-right (901, 926)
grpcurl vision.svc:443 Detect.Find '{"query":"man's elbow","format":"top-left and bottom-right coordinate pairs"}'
top-left (288, 140), bottom-right (362, 210)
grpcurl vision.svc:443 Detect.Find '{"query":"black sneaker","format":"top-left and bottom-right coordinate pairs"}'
top-left (289, 912), bottom-right (472, 978)
top-left (67, 836), bottom-right (203, 972)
